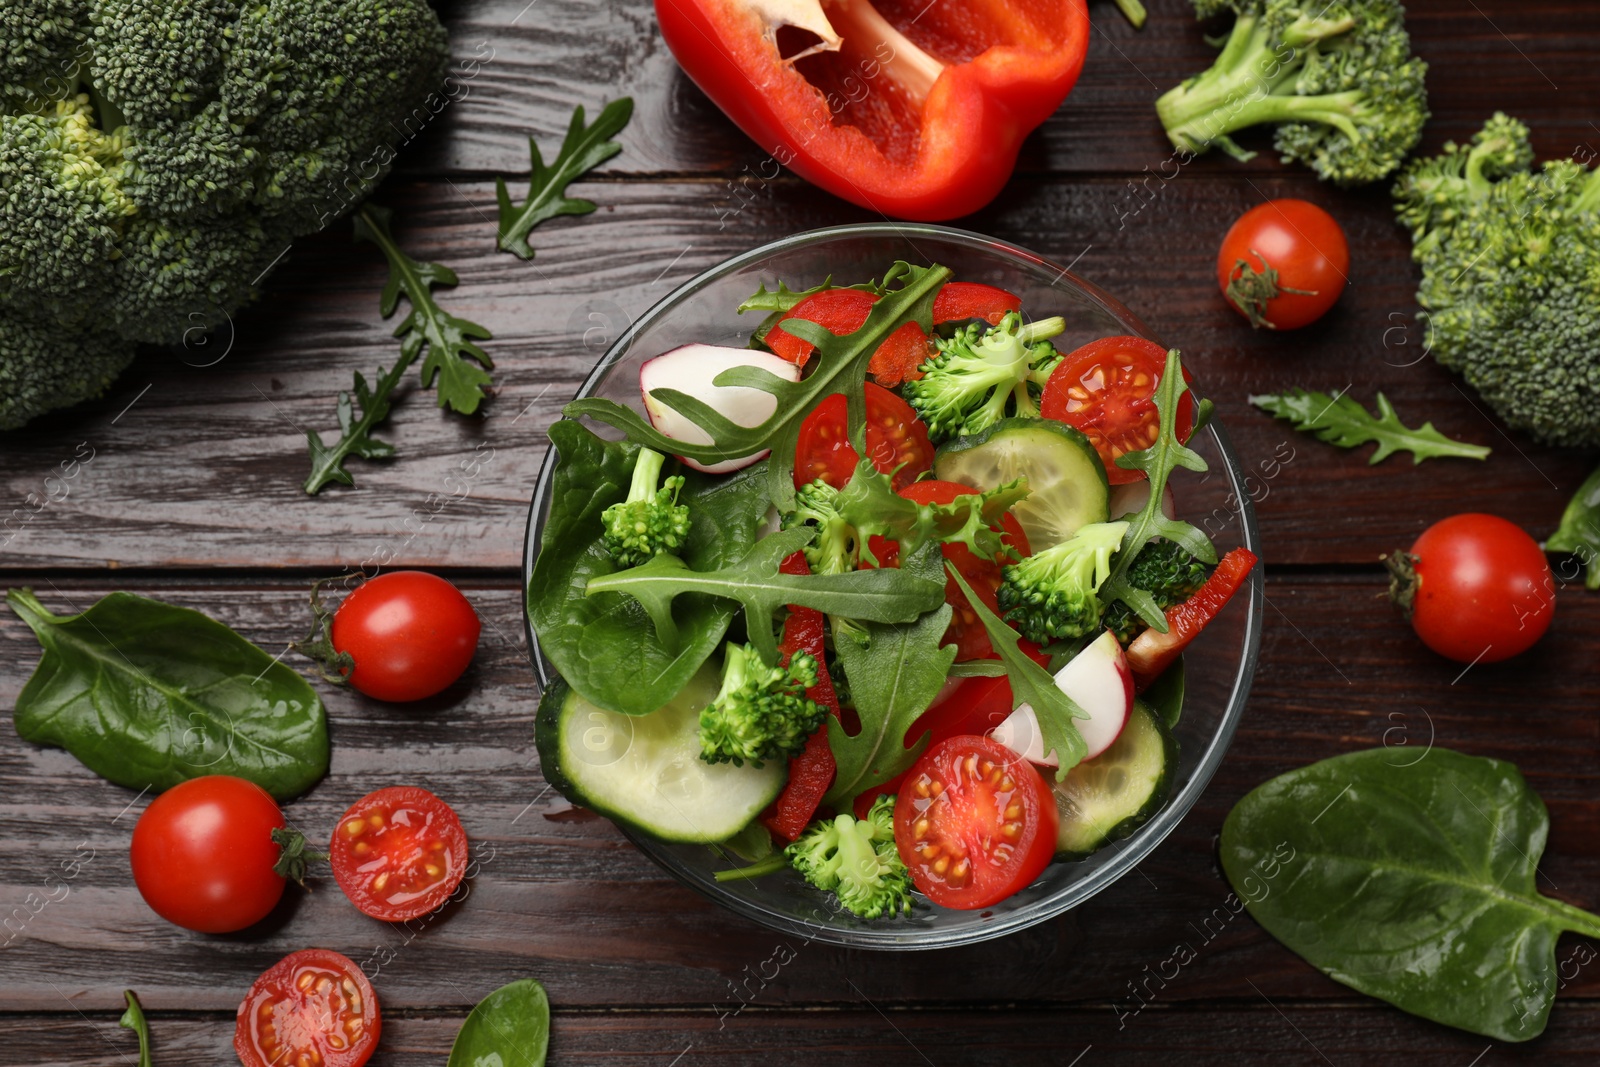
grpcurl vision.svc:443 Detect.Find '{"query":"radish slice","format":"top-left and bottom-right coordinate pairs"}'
top-left (990, 630), bottom-right (1134, 766)
top-left (639, 344), bottom-right (801, 473)
top-left (1109, 480), bottom-right (1178, 521)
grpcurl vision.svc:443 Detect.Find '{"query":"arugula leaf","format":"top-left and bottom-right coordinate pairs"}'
top-left (737, 279), bottom-right (835, 315)
top-left (446, 979), bottom-right (550, 1067)
top-left (585, 526), bottom-right (947, 666)
top-left (526, 421), bottom-right (771, 716)
top-left (1251, 388), bottom-right (1490, 464)
top-left (836, 455), bottom-right (1030, 566)
top-left (1101, 350), bottom-right (1217, 631)
top-left (355, 204), bottom-right (494, 416)
top-left (120, 991), bottom-right (152, 1067)
top-left (1545, 461), bottom-right (1600, 590)
top-left (823, 542), bottom-right (958, 808)
top-left (303, 358), bottom-right (405, 494)
top-left (1223, 747), bottom-right (1600, 1042)
top-left (496, 98), bottom-right (633, 261)
top-left (947, 565), bottom-right (1087, 779)
top-left (567, 261), bottom-right (949, 505)
top-left (8, 589), bottom-right (329, 800)
top-left (948, 660), bottom-right (1008, 678)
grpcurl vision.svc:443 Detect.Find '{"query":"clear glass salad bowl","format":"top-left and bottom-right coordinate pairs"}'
top-left (522, 223), bottom-right (1263, 950)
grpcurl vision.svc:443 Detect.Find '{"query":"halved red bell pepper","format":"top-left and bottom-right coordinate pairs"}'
top-left (655, 0), bottom-right (1091, 220)
top-left (1128, 547), bottom-right (1259, 687)
top-left (766, 282), bottom-right (1021, 386)
top-left (761, 551), bottom-right (844, 841)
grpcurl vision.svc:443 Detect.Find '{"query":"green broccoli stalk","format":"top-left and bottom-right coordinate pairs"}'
top-left (787, 795), bottom-right (914, 919)
top-left (601, 448), bottom-right (690, 568)
top-left (1100, 540), bottom-right (1211, 644)
top-left (698, 643), bottom-right (827, 769)
top-left (782, 478), bottom-right (861, 576)
top-left (903, 312), bottom-right (1065, 440)
top-left (1155, 0), bottom-right (1428, 185)
top-left (997, 520), bottom-right (1130, 645)
top-left (1393, 114), bottom-right (1600, 446)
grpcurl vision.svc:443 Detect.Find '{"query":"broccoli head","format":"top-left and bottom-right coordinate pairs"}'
top-left (1393, 114), bottom-right (1600, 446)
top-left (782, 477), bottom-right (860, 576)
top-left (698, 643), bottom-right (827, 769)
top-left (0, 0), bottom-right (452, 429)
top-left (1100, 540), bottom-right (1211, 644)
top-left (786, 795), bottom-right (913, 920)
top-left (997, 520), bottom-right (1130, 645)
top-left (903, 312), bottom-right (1065, 441)
top-left (1156, 0), bottom-right (1428, 185)
top-left (602, 448), bottom-right (691, 569)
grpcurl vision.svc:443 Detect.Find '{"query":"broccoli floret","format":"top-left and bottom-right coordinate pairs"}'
top-left (782, 478), bottom-right (860, 576)
top-left (1100, 540), bottom-right (1211, 644)
top-left (602, 448), bottom-right (690, 568)
top-left (1155, 1), bottom-right (1428, 185)
top-left (904, 312), bottom-right (1065, 440)
top-left (0, 0), bottom-right (451, 429)
top-left (786, 795), bottom-right (913, 920)
top-left (698, 643), bottom-right (827, 769)
top-left (1393, 114), bottom-right (1600, 446)
top-left (997, 521), bottom-right (1130, 645)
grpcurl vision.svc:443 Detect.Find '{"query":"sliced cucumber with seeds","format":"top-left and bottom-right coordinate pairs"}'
top-left (535, 665), bottom-right (785, 843)
top-left (1053, 699), bottom-right (1175, 858)
top-left (933, 418), bottom-right (1109, 551)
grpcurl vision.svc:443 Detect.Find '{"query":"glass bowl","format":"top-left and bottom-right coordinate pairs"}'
top-left (522, 223), bottom-right (1263, 950)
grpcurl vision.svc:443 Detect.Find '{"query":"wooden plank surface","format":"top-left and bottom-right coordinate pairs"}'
top-left (3, 0), bottom-right (1598, 1062)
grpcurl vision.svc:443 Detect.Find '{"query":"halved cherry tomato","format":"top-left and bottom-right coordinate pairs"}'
top-left (1127, 547), bottom-right (1258, 683)
top-left (893, 735), bottom-right (1059, 910)
top-left (766, 282), bottom-right (1020, 386)
top-left (330, 786), bottom-right (469, 922)
top-left (793, 384), bottom-right (934, 492)
top-left (235, 949), bottom-right (380, 1067)
top-left (1040, 336), bottom-right (1193, 485)
top-left (867, 480), bottom-right (1031, 660)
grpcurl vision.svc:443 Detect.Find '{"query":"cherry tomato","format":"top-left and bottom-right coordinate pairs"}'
top-left (1392, 514), bottom-right (1553, 664)
top-left (1217, 199), bottom-right (1349, 330)
top-left (867, 480), bottom-right (1031, 660)
top-left (1040, 336), bottom-right (1193, 485)
top-left (332, 571), bottom-right (480, 702)
top-left (329, 786), bottom-right (469, 922)
top-left (793, 384), bottom-right (934, 492)
top-left (235, 949), bottom-right (380, 1067)
top-left (894, 735), bottom-right (1059, 910)
top-left (129, 775), bottom-right (286, 934)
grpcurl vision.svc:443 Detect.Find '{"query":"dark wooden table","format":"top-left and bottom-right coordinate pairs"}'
top-left (5, 1), bottom-right (1599, 1063)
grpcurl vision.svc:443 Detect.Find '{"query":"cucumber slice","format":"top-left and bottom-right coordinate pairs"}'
top-left (535, 665), bottom-right (786, 843)
top-left (1053, 699), bottom-right (1176, 857)
top-left (933, 418), bottom-right (1109, 551)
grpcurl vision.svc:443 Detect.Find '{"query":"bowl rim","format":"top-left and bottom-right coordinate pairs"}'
top-left (521, 221), bottom-right (1264, 950)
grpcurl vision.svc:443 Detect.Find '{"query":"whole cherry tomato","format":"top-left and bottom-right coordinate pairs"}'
top-left (331, 571), bottom-right (480, 701)
top-left (129, 775), bottom-right (287, 933)
top-left (1217, 199), bottom-right (1349, 329)
top-left (1388, 513), bottom-right (1553, 664)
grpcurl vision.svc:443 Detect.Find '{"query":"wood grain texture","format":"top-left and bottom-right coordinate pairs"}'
top-left (3, 176), bottom-right (1593, 570)
top-left (2, 579), bottom-right (1595, 1017)
top-left (7, 1002), bottom-right (1600, 1067)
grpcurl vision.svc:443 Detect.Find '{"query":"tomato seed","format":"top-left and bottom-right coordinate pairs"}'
top-left (1002, 823), bottom-right (1021, 840)
top-left (367, 813), bottom-right (384, 829)
top-left (343, 819), bottom-right (364, 838)
top-left (933, 856), bottom-right (949, 875)
top-left (920, 845), bottom-right (939, 860)
top-left (1004, 804), bottom-right (1022, 820)
top-left (913, 818), bottom-right (930, 838)
top-left (999, 775), bottom-right (1014, 791)
top-left (372, 873), bottom-right (389, 892)
top-left (296, 972), bottom-right (315, 991)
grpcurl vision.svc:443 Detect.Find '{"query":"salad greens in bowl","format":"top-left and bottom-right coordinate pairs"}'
top-left (522, 224), bottom-right (1263, 949)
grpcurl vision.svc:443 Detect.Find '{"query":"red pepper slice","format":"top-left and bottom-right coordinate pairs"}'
top-left (1127, 547), bottom-right (1259, 686)
top-left (760, 551), bottom-right (844, 841)
top-left (655, 0), bottom-right (1090, 220)
top-left (766, 282), bottom-right (1020, 387)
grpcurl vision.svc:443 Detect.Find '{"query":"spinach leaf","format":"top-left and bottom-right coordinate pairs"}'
top-left (567, 261), bottom-right (948, 505)
top-left (526, 420), bottom-right (770, 716)
top-left (446, 978), bottom-right (550, 1067)
top-left (1222, 747), bottom-right (1600, 1042)
top-left (8, 589), bottom-right (329, 800)
top-left (120, 990), bottom-right (152, 1067)
top-left (823, 542), bottom-right (957, 808)
top-left (1545, 460), bottom-right (1600, 590)
top-left (1100, 349), bottom-right (1217, 631)
top-left (585, 526), bottom-right (947, 667)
